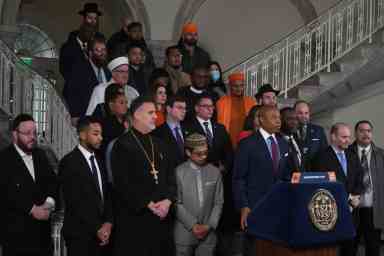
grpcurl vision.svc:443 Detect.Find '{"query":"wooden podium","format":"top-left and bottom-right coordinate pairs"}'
top-left (246, 181), bottom-right (355, 256)
top-left (254, 239), bottom-right (337, 256)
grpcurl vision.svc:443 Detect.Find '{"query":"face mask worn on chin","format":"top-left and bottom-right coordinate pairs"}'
top-left (210, 70), bottom-right (220, 82)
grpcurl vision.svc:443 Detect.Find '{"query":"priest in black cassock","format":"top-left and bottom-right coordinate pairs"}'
top-left (111, 95), bottom-right (176, 256)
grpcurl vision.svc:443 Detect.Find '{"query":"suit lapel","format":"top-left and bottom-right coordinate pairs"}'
top-left (75, 148), bottom-right (103, 200)
top-left (329, 147), bottom-right (347, 182)
top-left (11, 145), bottom-right (36, 184)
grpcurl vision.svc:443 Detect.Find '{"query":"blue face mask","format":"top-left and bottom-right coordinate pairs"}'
top-left (210, 70), bottom-right (221, 82)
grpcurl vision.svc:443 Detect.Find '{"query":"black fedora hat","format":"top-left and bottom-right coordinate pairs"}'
top-left (78, 3), bottom-right (103, 16)
top-left (255, 84), bottom-right (280, 98)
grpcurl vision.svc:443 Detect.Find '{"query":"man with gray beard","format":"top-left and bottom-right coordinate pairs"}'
top-left (111, 96), bottom-right (176, 256)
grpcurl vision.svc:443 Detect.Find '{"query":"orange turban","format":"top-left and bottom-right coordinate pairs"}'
top-left (183, 23), bottom-right (198, 34)
top-left (228, 72), bottom-right (245, 84)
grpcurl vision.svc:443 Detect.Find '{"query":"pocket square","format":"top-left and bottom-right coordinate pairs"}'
top-left (284, 152), bottom-right (289, 157)
top-left (312, 138), bottom-right (320, 141)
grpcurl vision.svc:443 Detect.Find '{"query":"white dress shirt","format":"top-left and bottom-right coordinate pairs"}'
top-left (196, 116), bottom-right (213, 137)
top-left (14, 144), bottom-right (55, 209)
top-left (78, 144), bottom-right (104, 199)
top-left (90, 59), bottom-right (107, 84)
top-left (259, 127), bottom-right (279, 157)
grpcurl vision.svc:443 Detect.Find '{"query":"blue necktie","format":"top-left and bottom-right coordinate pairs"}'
top-left (337, 151), bottom-right (347, 175)
top-left (97, 68), bottom-right (102, 83)
top-left (174, 126), bottom-right (184, 156)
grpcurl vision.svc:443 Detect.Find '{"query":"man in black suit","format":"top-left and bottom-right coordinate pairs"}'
top-left (183, 93), bottom-right (235, 255)
top-left (64, 36), bottom-right (111, 125)
top-left (59, 117), bottom-right (113, 256)
top-left (294, 100), bottom-right (328, 170)
top-left (0, 114), bottom-right (58, 256)
top-left (60, 2), bottom-right (104, 81)
top-left (312, 123), bottom-right (364, 256)
top-left (152, 95), bottom-right (187, 168)
top-left (232, 106), bottom-right (292, 256)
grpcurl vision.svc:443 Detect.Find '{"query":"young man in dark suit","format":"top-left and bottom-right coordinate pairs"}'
top-left (294, 100), bottom-right (328, 170)
top-left (59, 117), bottom-right (113, 256)
top-left (232, 106), bottom-right (292, 256)
top-left (152, 95), bottom-right (187, 168)
top-left (0, 114), bottom-right (58, 256)
top-left (312, 123), bottom-right (364, 256)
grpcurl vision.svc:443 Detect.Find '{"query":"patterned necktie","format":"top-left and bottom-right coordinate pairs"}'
top-left (174, 126), bottom-right (184, 155)
top-left (300, 125), bottom-right (307, 141)
top-left (361, 149), bottom-right (372, 192)
top-left (203, 121), bottom-right (213, 146)
top-left (337, 151), bottom-right (347, 175)
top-left (269, 136), bottom-right (279, 173)
top-left (89, 155), bottom-right (103, 201)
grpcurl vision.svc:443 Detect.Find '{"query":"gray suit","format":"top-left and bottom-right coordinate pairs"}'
top-left (175, 161), bottom-right (224, 256)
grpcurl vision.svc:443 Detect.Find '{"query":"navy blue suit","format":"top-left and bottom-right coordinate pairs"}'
top-left (232, 131), bottom-right (292, 210)
top-left (295, 123), bottom-right (328, 170)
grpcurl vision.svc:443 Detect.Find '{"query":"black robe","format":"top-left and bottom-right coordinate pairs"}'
top-left (111, 128), bottom-right (176, 256)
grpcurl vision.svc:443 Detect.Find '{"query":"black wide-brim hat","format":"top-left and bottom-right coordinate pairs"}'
top-left (78, 3), bottom-right (103, 16)
top-left (255, 83), bottom-right (280, 98)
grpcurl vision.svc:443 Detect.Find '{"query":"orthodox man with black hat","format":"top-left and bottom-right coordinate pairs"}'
top-left (175, 133), bottom-right (223, 256)
top-left (111, 95), bottom-right (176, 256)
top-left (255, 84), bottom-right (280, 107)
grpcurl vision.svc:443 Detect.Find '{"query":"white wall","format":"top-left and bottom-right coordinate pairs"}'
top-left (192, 0), bottom-right (303, 70)
top-left (191, 0), bottom-right (340, 70)
top-left (142, 0), bottom-right (183, 40)
top-left (312, 80), bottom-right (384, 148)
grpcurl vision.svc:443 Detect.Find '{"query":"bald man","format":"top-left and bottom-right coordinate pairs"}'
top-left (312, 123), bottom-right (364, 256)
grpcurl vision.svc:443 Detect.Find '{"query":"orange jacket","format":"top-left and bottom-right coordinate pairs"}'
top-left (216, 95), bottom-right (257, 132)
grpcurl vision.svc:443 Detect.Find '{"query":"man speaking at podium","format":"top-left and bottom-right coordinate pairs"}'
top-left (232, 106), bottom-right (292, 255)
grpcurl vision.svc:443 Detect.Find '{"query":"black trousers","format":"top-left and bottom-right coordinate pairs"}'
top-left (66, 238), bottom-right (103, 256)
top-left (2, 247), bottom-right (51, 256)
top-left (351, 207), bottom-right (382, 256)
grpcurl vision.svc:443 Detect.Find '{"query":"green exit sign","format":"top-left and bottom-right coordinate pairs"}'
top-left (20, 57), bottom-right (33, 66)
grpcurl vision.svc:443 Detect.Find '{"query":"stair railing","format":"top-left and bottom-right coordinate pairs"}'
top-left (224, 0), bottom-right (384, 98)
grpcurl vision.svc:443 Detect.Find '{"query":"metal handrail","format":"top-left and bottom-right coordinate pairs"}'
top-left (223, 0), bottom-right (384, 98)
top-left (0, 39), bottom-right (77, 158)
top-left (0, 39), bottom-right (76, 256)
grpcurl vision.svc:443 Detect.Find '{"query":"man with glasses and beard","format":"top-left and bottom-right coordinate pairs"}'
top-left (178, 23), bottom-right (211, 74)
top-left (0, 114), bottom-right (58, 256)
top-left (111, 96), bottom-right (176, 256)
top-left (64, 36), bottom-right (111, 125)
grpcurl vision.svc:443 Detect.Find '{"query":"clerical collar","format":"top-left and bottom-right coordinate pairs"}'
top-left (190, 86), bottom-right (205, 94)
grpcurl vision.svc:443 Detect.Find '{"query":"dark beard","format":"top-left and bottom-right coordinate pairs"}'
top-left (92, 57), bottom-right (106, 67)
top-left (17, 141), bottom-right (35, 154)
top-left (184, 39), bottom-right (197, 47)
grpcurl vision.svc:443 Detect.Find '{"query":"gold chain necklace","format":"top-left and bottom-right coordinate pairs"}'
top-left (130, 129), bottom-right (159, 184)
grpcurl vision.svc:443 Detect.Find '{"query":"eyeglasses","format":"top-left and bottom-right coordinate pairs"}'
top-left (198, 104), bottom-right (215, 109)
top-left (16, 130), bottom-right (37, 137)
top-left (174, 105), bottom-right (186, 110)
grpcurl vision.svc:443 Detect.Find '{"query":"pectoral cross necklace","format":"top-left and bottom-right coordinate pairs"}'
top-left (130, 129), bottom-right (159, 184)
